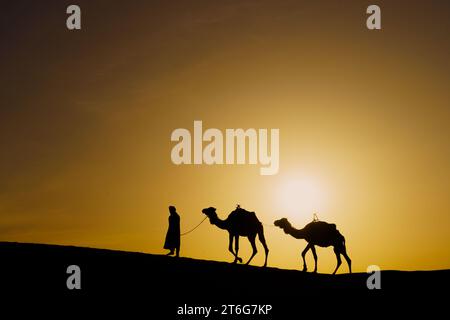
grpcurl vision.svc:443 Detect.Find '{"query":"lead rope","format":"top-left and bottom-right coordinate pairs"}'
top-left (180, 216), bottom-right (208, 236)
top-left (261, 222), bottom-right (276, 228)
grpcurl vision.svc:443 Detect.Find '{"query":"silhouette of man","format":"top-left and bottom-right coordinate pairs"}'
top-left (164, 205), bottom-right (180, 257)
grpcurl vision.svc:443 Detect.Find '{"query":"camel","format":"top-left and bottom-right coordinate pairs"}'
top-left (274, 218), bottom-right (351, 274)
top-left (202, 206), bottom-right (269, 267)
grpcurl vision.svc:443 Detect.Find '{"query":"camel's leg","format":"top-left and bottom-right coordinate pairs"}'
top-left (301, 244), bottom-right (311, 272)
top-left (234, 236), bottom-right (242, 263)
top-left (257, 226), bottom-right (269, 267)
top-left (310, 245), bottom-right (318, 273)
top-left (332, 247), bottom-right (342, 275)
top-left (245, 235), bottom-right (258, 265)
top-left (228, 233), bottom-right (237, 263)
top-left (341, 247), bottom-right (352, 273)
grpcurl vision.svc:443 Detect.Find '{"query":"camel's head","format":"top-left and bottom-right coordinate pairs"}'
top-left (274, 218), bottom-right (292, 232)
top-left (202, 207), bottom-right (218, 222)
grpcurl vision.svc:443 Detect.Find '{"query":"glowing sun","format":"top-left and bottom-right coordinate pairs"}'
top-left (275, 176), bottom-right (328, 222)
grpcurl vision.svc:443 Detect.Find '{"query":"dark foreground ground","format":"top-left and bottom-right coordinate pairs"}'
top-left (0, 242), bottom-right (448, 317)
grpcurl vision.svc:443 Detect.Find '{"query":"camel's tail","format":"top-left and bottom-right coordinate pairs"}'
top-left (257, 222), bottom-right (265, 241)
top-left (337, 231), bottom-right (346, 249)
top-left (257, 222), bottom-right (269, 252)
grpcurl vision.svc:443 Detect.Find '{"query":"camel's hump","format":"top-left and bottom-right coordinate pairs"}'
top-left (305, 221), bottom-right (337, 230)
top-left (231, 207), bottom-right (255, 215)
top-left (227, 208), bottom-right (259, 222)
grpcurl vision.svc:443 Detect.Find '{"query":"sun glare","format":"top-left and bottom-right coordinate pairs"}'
top-left (275, 176), bottom-right (328, 223)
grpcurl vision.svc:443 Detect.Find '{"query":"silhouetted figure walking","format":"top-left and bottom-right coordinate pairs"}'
top-left (164, 206), bottom-right (180, 257)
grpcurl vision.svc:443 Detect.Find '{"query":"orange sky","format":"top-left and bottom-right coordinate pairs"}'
top-left (1, 0), bottom-right (449, 272)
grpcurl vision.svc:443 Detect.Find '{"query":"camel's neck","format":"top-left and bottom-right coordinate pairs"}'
top-left (209, 216), bottom-right (228, 231)
top-left (283, 225), bottom-right (305, 239)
